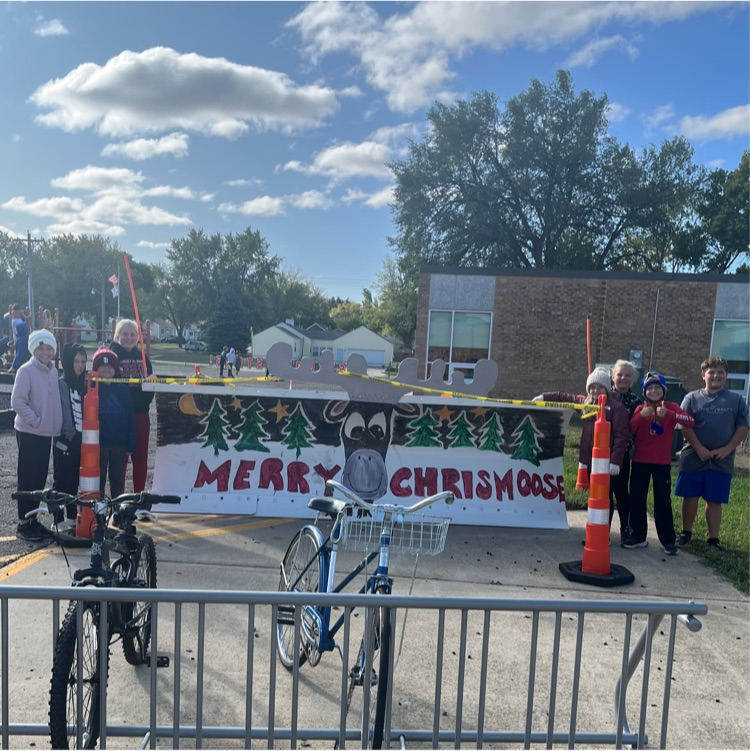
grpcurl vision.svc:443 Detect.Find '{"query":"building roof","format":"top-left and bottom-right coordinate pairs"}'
top-left (421, 265), bottom-right (750, 285)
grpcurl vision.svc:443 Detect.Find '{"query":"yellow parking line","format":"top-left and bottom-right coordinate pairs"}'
top-left (153, 517), bottom-right (287, 542)
top-left (1, 549), bottom-right (56, 579)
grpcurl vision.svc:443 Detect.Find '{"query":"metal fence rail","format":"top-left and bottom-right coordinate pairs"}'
top-left (0, 586), bottom-right (706, 749)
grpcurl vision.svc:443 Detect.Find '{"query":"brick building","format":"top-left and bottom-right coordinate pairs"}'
top-left (416, 266), bottom-right (749, 400)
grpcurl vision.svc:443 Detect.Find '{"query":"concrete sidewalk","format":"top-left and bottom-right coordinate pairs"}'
top-left (1, 510), bottom-right (747, 749)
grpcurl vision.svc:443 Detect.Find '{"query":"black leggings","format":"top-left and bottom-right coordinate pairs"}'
top-left (15, 431), bottom-right (52, 520)
top-left (629, 462), bottom-right (677, 546)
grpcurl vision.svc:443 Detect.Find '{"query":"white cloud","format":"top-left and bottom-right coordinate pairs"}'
top-left (136, 240), bottom-right (171, 249)
top-left (565, 35), bottom-right (638, 68)
top-left (101, 133), bottom-right (190, 160)
top-left (342, 185), bottom-right (394, 208)
top-left (644, 104), bottom-right (676, 132)
top-left (3, 165), bottom-right (194, 236)
top-left (289, 1), bottom-right (722, 113)
top-left (289, 190), bottom-right (334, 210)
top-left (606, 102), bottom-right (631, 124)
top-left (282, 141), bottom-right (392, 182)
top-left (226, 178), bottom-right (264, 188)
top-left (31, 46), bottom-right (339, 137)
top-left (678, 104), bottom-right (750, 141)
top-left (219, 196), bottom-right (286, 216)
top-left (34, 18), bottom-right (69, 37)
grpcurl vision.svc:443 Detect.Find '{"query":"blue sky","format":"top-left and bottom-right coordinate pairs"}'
top-left (1, 1), bottom-right (748, 302)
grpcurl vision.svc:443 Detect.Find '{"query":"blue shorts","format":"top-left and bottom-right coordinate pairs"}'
top-left (674, 470), bottom-right (733, 504)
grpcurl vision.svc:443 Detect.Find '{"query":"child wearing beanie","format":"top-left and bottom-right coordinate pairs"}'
top-left (624, 372), bottom-right (695, 554)
top-left (10, 329), bottom-right (62, 541)
top-left (92, 347), bottom-right (136, 500)
top-left (535, 368), bottom-right (630, 534)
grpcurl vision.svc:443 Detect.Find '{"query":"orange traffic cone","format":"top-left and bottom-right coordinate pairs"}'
top-left (560, 394), bottom-right (634, 587)
top-left (575, 462), bottom-right (589, 490)
top-left (76, 373), bottom-right (100, 539)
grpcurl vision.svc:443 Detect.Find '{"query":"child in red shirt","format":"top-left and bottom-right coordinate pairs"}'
top-left (623, 372), bottom-right (694, 554)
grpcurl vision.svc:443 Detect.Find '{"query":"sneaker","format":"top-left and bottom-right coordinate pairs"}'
top-left (707, 539), bottom-right (725, 552)
top-left (662, 544), bottom-right (679, 556)
top-left (621, 536), bottom-right (648, 549)
top-left (676, 532), bottom-right (692, 547)
top-left (30, 520), bottom-right (54, 538)
top-left (16, 522), bottom-right (43, 542)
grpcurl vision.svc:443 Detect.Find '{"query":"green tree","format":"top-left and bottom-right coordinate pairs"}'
top-left (477, 413), bottom-right (505, 452)
top-left (0, 232), bottom-right (29, 310)
top-left (405, 409), bottom-right (442, 448)
top-left (389, 70), bottom-right (705, 275)
top-left (205, 299), bottom-right (250, 354)
top-left (329, 301), bottom-right (364, 331)
top-left (234, 400), bottom-right (271, 453)
top-left (281, 403), bottom-right (316, 458)
top-left (254, 267), bottom-right (332, 332)
top-left (200, 399), bottom-right (230, 456)
top-left (510, 416), bottom-right (543, 466)
top-left (446, 411), bottom-right (476, 448)
top-left (370, 256), bottom-right (418, 347)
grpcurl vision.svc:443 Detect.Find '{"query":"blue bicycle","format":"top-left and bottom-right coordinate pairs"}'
top-left (275, 480), bottom-right (454, 748)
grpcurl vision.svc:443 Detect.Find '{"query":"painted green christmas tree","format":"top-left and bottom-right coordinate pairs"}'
top-left (234, 400), bottom-right (271, 453)
top-left (200, 399), bottom-right (230, 456)
top-left (510, 415), bottom-right (543, 466)
top-left (477, 412), bottom-right (505, 452)
top-left (446, 411), bottom-right (477, 448)
top-left (405, 409), bottom-right (442, 448)
top-left (281, 402), bottom-right (316, 458)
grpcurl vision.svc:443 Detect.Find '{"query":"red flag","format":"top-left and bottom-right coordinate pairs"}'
top-left (108, 274), bottom-right (118, 285)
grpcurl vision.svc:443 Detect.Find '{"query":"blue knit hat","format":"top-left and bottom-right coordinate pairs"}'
top-left (641, 371), bottom-right (667, 394)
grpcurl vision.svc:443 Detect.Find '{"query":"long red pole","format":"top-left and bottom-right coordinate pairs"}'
top-left (123, 253), bottom-right (148, 376)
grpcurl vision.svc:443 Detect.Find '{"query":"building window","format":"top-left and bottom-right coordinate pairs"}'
top-left (312, 346), bottom-right (332, 359)
top-left (711, 319), bottom-right (750, 396)
top-left (426, 310), bottom-right (492, 380)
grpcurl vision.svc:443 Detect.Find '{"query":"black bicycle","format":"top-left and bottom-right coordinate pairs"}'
top-left (12, 488), bottom-right (181, 750)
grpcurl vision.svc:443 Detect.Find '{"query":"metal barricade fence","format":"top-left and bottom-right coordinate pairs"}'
top-left (0, 585), bottom-right (706, 749)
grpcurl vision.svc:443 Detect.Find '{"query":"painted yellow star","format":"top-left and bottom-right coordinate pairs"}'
top-left (230, 397), bottom-right (243, 410)
top-left (472, 406), bottom-right (489, 419)
top-left (435, 405), bottom-right (454, 423)
top-left (269, 399), bottom-right (290, 423)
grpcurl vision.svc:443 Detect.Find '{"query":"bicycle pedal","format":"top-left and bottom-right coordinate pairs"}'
top-left (350, 668), bottom-right (378, 687)
top-left (145, 655), bottom-right (170, 668)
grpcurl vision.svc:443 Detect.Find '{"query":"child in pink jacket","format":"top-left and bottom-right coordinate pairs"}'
top-left (623, 372), bottom-right (694, 555)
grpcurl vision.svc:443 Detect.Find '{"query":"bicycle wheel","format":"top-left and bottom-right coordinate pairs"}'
top-left (348, 591), bottom-right (392, 749)
top-left (49, 601), bottom-right (109, 750)
top-left (122, 533), bottom-right (157, 666)
top-left (276, 527), bottom-right (324, 669)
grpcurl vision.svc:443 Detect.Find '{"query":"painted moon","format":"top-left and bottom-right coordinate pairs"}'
top-left (179, 392), bottom-right (205, 416)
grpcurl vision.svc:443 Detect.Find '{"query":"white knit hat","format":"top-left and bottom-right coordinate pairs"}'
top-left (28, 329), bottom-right (57, 355)
top-left (586, 367), bottom-right (611, 391)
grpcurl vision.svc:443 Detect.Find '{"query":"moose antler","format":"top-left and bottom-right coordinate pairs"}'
top-left (265, 342), bottom-right (497, 404)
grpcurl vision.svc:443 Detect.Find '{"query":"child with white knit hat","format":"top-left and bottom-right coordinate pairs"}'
top-left (10, 329), bottom-right (63, 541)
top-left (535, 368), bottom-right (630, 535)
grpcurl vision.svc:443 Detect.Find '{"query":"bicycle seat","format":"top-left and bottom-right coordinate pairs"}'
top-left (308, 497), bottom-right (349, 517)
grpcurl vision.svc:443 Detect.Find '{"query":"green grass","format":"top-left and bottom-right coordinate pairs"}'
top-left (562, 415), bottom-right (750, 594)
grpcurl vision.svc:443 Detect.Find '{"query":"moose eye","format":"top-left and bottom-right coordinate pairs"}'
top-left (368, 412), bottom-right (387, 441)
top-left (344, 413), bottom-right (366, 441)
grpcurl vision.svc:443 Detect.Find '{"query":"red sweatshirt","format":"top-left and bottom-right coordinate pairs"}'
top-left (630, 401), bottom-right (695, 465)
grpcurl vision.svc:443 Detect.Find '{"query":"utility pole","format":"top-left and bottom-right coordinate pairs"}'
top-left (21, 231), bottom-right (44, 329)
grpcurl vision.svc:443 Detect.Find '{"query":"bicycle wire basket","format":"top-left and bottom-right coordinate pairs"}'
top-left (340, 513), bottom-right (450, 556)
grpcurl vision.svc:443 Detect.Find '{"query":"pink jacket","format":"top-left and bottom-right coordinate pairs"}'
top-left (11, 355), bottom-right (63, 437)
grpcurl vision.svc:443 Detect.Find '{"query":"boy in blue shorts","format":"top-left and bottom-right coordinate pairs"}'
top-left (675, 357), bottom-right (749, 550)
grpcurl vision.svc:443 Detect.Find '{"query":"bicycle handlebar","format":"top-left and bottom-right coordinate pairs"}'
top-left (325, 480), bottom-right (454, 515)
top-left (13, 489), bottom-right (182, 514)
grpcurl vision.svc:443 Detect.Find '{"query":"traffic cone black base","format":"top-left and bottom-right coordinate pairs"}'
top-left (559, 560), bottom-right (635, 588)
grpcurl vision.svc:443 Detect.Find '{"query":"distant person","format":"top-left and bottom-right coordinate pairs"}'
top-left (624, 372), bottom-right (694, 554)
top-left (11, 313), bottom-right (30, 372)
top-left (235, 353), bottom-right (242, 376)
top-left (226, 346), bottom-right (236, 377)
top-left (675, 357), bottom-right (749, 551)
top-left (11, 329), bottom-right (63, 541)
top-left (110, 319), bottom-right (154, 493)
top-left (0, 304), bottom-right (23, 358)
top-left (609, 360), bottom-right (641, 543)
top-left (535, 368), bottom-right (630, 532)
top-left (219, 346), bottom-right (228, 378)
top-left (92, 347), bottom-right (136, 500)
top-left (52, 343), bottom-right (88, 529)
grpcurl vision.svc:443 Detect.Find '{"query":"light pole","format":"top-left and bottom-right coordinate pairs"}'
top-left (91, 277), bottom-right (106, 344)
top-left (648, 281), bottom-right (672, 370)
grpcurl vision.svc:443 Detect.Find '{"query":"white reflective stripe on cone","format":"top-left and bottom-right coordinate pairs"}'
top-left (578, 462), bottom-right (587, 470)
top-left (587, 507), bottom-right (610, 526)
top-left (79, 477), bottom-right (99, 492)
top-left (82, 429), bottom-right (99, 444)
top-left (591, 458), bottom-right (610, 475)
